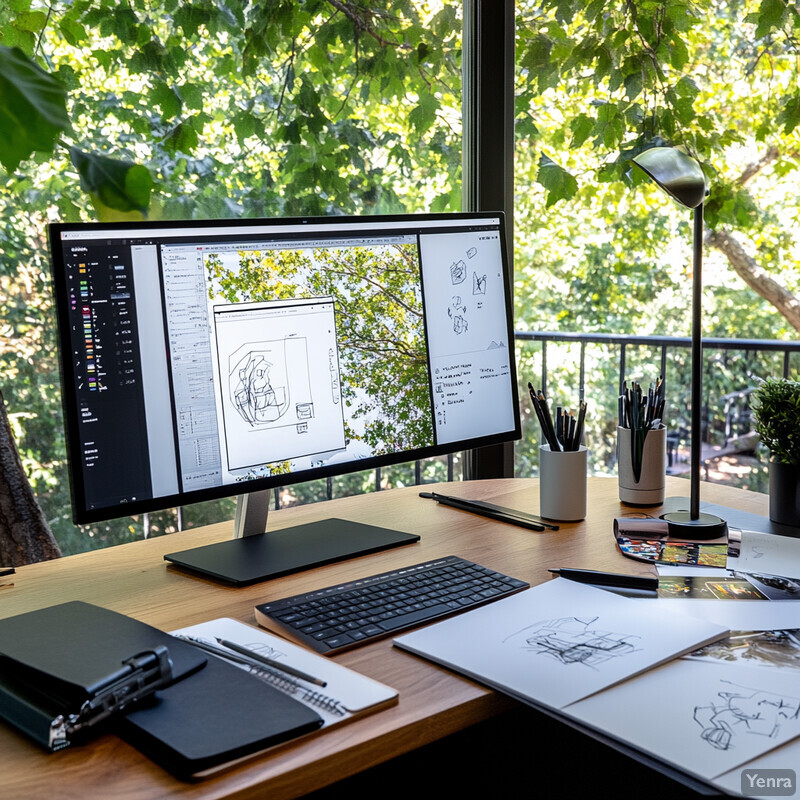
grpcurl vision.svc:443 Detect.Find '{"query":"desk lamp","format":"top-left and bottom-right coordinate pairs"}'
top-left (631, 146), bottom-right (727, 539)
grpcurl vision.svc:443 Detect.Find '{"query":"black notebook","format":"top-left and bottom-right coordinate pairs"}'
top-left (120, 652), bottom-right (324, 777)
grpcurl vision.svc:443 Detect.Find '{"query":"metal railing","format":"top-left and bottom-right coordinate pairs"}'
top-left (514, 331), bottom-right (800, 484)
top-left (162, 332), bottom-right (800, 532)
top-left (516, 331), bottom-right (800, 394)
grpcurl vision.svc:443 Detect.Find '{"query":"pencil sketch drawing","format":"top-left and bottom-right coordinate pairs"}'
top-left (448, 296), bottom-right (468, 335)
top-left (693, 680), bottom-right (800, 751)
top-left (229, 339), bottom-right (314, 428)
top-left (472, 272), bottom-right (487, 295)
top-left (450, 260), bottom-right (466, 284)
top-left (504, 616), bottom-right (642, 670)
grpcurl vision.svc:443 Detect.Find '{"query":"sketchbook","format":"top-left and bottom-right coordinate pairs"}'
top-left (563, 658), bottom-right (800, 787)
top-left (393, 579), bottom-right (800, 794)
top-left (394, 578), bottom-right (729, 709)
top-left (171, 618), bottom-right (399, 732)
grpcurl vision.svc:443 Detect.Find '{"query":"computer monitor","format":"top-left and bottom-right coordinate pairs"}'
top-left (48, 212), bottom-right (520, 584)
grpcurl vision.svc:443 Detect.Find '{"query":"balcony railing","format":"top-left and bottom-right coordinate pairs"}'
top-left (162, 332), bottom-right (800, 534)
top-left (514, 331), bottom-right (800, 489)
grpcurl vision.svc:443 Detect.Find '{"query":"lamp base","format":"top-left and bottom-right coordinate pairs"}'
top-left (661, 509), bottom-right (728, 540)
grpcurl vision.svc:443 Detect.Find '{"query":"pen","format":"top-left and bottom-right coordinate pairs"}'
top-left (528, 383), bottom-right (558, 451)
top-left (537, 389), bottom-right (561, 452)
top-left (419, 491), bottom-right (558, 531)
top-left (215, 638), bottom-right (327, 687)
top-left (548, 568), bottom-right (658, 591)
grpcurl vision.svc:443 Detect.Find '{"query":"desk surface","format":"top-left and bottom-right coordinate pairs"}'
top-left (1, 477), bottom-right (768, 800)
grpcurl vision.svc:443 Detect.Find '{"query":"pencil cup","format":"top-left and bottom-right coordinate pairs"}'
top-left (538, 444), bottom-right (588, 521)
top-left (617, 425), bottom-right (666, 506)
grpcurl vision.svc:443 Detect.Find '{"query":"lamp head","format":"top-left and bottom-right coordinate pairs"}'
top-left (632, 147), bottom-right (708, 209)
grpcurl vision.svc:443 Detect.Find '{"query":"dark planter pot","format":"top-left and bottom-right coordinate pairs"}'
top-left (769, 461), bottom-right (800, 527)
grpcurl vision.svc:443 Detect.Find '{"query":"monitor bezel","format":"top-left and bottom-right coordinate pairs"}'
top-left (49, 211), bottom-right (521, 526)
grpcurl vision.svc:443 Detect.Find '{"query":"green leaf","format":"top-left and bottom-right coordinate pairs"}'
top-left (409, 93), bottom-right (438, 135)
top-left (13, 11), bottom-right (47, 32)
top-left (69, 147), bottom-right (153, 217)
top-left (0, 46), bottom-right (70, 172)
top-left (162, 119), bottom-right (200, 154)
top-left (59, 17), bottom-right (87, 47)
top-left (778, 93), bottom-right (800, 134)
top-left (570, 113), bottom-right (594, 148)
top-left (536, 153), bottom-right (578, 207)
top-left (756, 0), bottom-right (787, 37)
top-left (150, 80), bottom-right (182, 120)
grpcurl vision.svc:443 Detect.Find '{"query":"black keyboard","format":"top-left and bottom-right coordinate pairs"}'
top-left (254, 555), bottom-right (529, 655)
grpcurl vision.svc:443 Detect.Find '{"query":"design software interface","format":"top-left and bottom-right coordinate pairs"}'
top-left (53, 215), bottom-right (518, 519)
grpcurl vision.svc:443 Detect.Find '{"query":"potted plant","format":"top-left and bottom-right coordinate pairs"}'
top-left (751, 377), bottom-right (800, 527)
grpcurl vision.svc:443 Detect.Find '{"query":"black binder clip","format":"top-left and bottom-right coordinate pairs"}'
top-left (48, 646), bottom-right (173, 751)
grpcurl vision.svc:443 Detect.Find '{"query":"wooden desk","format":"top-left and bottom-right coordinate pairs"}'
top-left (1, 477), bottom-right (767, 800)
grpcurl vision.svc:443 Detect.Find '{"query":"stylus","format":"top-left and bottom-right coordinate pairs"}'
top-left (176, 635), bottom-right (322, 687)
top-left (548, 568), bottom-right (658, 591)
top-left (215, 638), bottom-right (326, 687)
top-left (419, 491), bottom-right (552, 532)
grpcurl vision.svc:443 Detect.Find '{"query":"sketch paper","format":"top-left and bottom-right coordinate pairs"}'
top-left (638, 598), bottom-right (800, 632)
top-left (728, 529), bottom-right (800, 581)
top-left (657, 566), bottom-right (734, 577)
top-left (393, 578), bottom-right (727, 710)
top-left (564, 659), bottom-right (800, 782)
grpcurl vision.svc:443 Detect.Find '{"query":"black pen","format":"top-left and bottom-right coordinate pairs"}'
top-left (215, 638), bottom-right (326, 687)
top-left (528, 383), bottom-right (557, 451)
top-left (537, 390), bottom-right (561, 451)
top-left (548, 568), bottom-right (658, 591)
top-left (419, 491), bottom-right (555, 531)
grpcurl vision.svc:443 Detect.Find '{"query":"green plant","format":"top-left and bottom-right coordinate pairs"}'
top-left (751, 378), bottom-right (800, 465)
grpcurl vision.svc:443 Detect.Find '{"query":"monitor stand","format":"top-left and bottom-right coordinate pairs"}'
top-left (163, 490), bottom-right (420, 585)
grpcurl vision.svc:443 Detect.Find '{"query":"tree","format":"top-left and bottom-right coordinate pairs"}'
top-left (0, 1), bottom-right (464, 553)
top-left (515, 0), bottom-right (800, 341)
top-left (0, 390), bottom-right (61, 565)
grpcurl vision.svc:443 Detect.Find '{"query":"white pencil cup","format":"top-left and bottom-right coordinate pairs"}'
top-left (539, 444), bottom-right (588, 522)
top-left (617, 425), bottom-right (666, 506)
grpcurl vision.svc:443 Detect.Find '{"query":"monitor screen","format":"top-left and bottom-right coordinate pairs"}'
top-left (49, 212), bottom-right (520, 531)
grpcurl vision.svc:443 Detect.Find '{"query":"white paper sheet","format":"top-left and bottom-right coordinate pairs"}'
top-left (729, 529), bottom-right (800, 581)
top-left (565, 659), bottom-right (800, 782)
top-left (394, 578), bottom-right (727, 710)
top-left (638, 598), bottom-right (800, 631)
top-left (714, 735), bottom-right (800, 797)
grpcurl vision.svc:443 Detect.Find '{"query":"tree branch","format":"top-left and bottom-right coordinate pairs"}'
top-left (735, 145), bottom-right (780, 186)
top-left (324, 0), bottom-right (411, 50)
top-left (706, 229), bottom-right (800, 333)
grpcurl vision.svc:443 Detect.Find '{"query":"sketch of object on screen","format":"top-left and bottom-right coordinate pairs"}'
top-left (693, 680), bottom-right (800, 751)
top-left (448, 296), bottom-right (468, 335)
top-left (231, 347), bottom-right (296, 426)
top-left (212, 298), bottom-right (347, 473)
top-left (450, 259), bottom-right (466, 285)
top-left (503, 616), bottom-right (642, 671)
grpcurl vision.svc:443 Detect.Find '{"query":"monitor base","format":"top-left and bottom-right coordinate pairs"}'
top-left (164, 518), bottom-right (420, 586)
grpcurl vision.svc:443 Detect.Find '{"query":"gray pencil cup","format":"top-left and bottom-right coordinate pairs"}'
top-left (539, 444), bottom-right (588, 521)
top-left (617, 424), bottom-right (666, 506)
